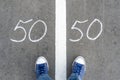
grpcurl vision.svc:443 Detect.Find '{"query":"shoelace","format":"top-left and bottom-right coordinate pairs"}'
top-left (37, 64), bottom-right (47, 75)
top-left (72, 63), bottom-right (83, 75)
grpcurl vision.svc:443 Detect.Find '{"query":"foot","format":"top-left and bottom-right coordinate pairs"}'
top-left (72, 56), bottom-right (86, 79)
top-left (35, 56), bottom-right (49, 78)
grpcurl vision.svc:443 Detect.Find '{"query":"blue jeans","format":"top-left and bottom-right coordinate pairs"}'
top-left (37, 73), bottom-right (81, 80)
top-left (37, 74), bottom-right (53, 80)
top-left (68, 73), bottom-right (81, 80)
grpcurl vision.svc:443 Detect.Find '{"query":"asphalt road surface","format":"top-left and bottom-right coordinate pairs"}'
top-left (0, 0), bottom-right (120, 80)
top-left (0, 0), bottom-right (55, 80)
top-left (67, 0), bottom-right (120, 80)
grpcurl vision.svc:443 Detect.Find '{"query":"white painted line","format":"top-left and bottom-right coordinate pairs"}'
top-left (55, 0), bottom-right (66, 80)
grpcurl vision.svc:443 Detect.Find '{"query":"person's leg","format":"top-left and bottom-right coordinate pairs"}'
top-left (68, 56), bottom-right (86, 80)
top-left (35, 56), bottom-right (53, 80)
top-left (37, 74), bottom-right (52, 80)
top-left (68, 73), bottom-right (79, 80)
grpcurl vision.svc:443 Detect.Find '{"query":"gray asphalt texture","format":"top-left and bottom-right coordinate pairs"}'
top-left (0, 0), bottom-right (55, 80)
top-left (67, 0), bottom-right (120, 80)
top-left (0, 0), bottom-right (120, 80)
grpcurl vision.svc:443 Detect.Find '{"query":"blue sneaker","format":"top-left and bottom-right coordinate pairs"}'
top-left (72, 56), bottom-right (86, 80)
top-left (35, 56), bottom-right (49, 78)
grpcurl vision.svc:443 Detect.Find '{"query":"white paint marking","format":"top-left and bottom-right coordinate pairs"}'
top-left (10, 19), bottom-right (33, 42)
top-left (69, 20), bottom-right (88, 42)
top-left (28, 20), bottom-right (47, 42)
top-left (55, 0), bottom-right (66, 80)
top-left (11, 19), bottom-right (47, 42)
top-left (87, 18), bottom-right (103, 40)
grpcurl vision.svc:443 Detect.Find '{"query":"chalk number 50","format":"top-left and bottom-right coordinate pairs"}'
top-left (69, 19), bottom-right (103, 42)
top-left (10, 19), bottom-right (47, 42)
